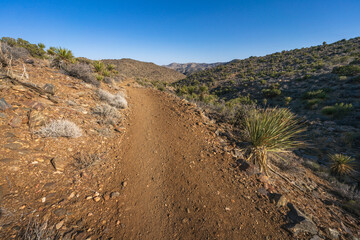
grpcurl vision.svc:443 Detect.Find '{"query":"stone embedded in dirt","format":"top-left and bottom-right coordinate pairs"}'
top-left (285, 203), bottom-right (318, 236)
top-left (24, 59), bottom-right (35, 64)
top-left (110, 192), bottom-right (120, 198)
top-left (50, 157), bottom-right (67, 172)
top-left (121, 181), bottom-right (127, 188)
top-left (68, 192), bottom-right (76, 200)
top-left (24, 100), bottom-right (45, 111)
top-left (310, 235), bottom-right (323, 240)
top-left (93, 196), bottom-right (101, 202)
top-left (9, 116), bottom-right (23, 128)
top-left (238, 161), bottom-right (260, 176)
top-left (43, 83), bottom-right (56, 95)
top-left (327, 228), bottom-right (340, 240)
top-left (0, 158), bottom-right (17, 163)
top-left (56, 220), bottom-right (64, 230)
top-left (4, 143), bottom-right (22, 150)
top-left (276, 195), bottom-right (288, 208)
top-left (103, 192), bottom-right (110, 201)
top-left (29, 110), bottom-right (46, 128)
top-left (0, 98), bottom-right (11, 111)
top-left (54, 208), bottom-right (67, 217)
top-left (257, 187), bottom-right (268, 196)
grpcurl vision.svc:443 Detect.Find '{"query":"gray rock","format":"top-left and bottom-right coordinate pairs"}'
top-left (285, 203), bottom-right (318, 236)
top-left (0, 98), bottom-right (11, 111)
top-left (327, 228), bottom-right (339, 240)
top-left (54, 208), bottom-right (66, 217)
top-left (24, 59), bottom-right (35, 64)
top-left (110, 192), bottom-right (120, 198)
top-left (43, 83), bottom-right (56, 95)
top-left (310, 235), bottom-right (323, 240)
top-left (0, 113), bottom-right (7, 118)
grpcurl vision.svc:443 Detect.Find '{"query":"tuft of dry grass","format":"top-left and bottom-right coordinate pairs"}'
top-left (93, 103), bottom-right (121, 125)
top-left (73, 152), bottom-right (103, 169)
top-left (37, 120), bottom-right (82, 138)
top-left (97, 89), bottom-right (128, 109)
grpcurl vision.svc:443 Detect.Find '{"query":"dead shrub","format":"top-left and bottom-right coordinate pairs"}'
top-left (0, 42), bottom-right (30, 63)
top-left (73, 152), bottom-right (103, 169)
top-left (93, 103), bottom-right (121, 125)
top-left (62, 63), bottom-right (100, 87)
top-left (97, 89), bottom-right (128, 109)
top-left (19, 218), bottom-right (55, 240)
top-left (37, 120), bottom-right (82, 138)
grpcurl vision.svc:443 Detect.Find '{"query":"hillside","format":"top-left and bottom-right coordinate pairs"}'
top-left (173, 37), bottom-right (360, 212)
top-left (165, 62), bottom-right (224, 75)
top-left (103, 58), bottom-right (186, 83)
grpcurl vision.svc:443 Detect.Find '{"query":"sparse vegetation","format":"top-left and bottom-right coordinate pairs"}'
top-left (93, 103), bottom-right (121, 124)
top-left (97, 89), bottom-right (128, 109)
top-left (1, 37), bottom-right (46, 58)
top-left (73, 152), bottom-right (103, 169)
top-left (321, 103), bottom-right (353, 117)
top-left (244, 108), bottom-right (306, 174)
top-left (37, 120), bottom-right (82, 138)
top-left (54, 47), bottom-right (74, 61)
top-left (332, 65), bottom-right (360, 76)
top-left (62, 63), bottom-right (99, 86)
top-left (329, 154), bottom-right (356, 176)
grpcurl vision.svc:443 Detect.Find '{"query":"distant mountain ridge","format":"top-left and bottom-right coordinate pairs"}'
top-left (103, 58), bottom-right (186, 83)
top-left (165, 62), bottom-right (224, 75)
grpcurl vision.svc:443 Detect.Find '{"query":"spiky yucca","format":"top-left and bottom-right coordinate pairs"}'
top-left (54, 47), bottom-right (74, 60)
top-left (244, 107), bottom-right (306, 174)
top-left (93, 61), bottom-right (105, 72)
top-left (329, 154), bottom-right (356, 176)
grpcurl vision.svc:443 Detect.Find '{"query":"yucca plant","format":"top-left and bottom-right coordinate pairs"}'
top-left (329, 154), bottom-right (356, 176)
top-left (54, 47), bottom-right (74, 60)
top-left (93, 61), bottom-right (105, 72)
top-left (107, 64), bottom-right (115, 71)
top-left (244, 107), bottom-right (306, 174)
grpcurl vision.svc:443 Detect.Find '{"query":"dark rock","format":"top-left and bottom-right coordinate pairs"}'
top-left (284, 203), bottom-right (318, 236)
top-left (24, 59), bottom-right (35, 64)
top-left (43, 83), bottom-right (56, 95)
top-left (0, 158), bottom-right (18, 164)
top-left (257, 187), bottom-right (268, 196)
top-left (238, 161), bottom-right (260, 176)
top-left (0, 98), bottom-right (11, 111)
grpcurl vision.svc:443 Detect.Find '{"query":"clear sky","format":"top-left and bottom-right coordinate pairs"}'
top-left (0, 0), bottom-right (359, 65)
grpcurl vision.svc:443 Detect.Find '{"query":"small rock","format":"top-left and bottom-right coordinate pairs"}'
top-left (68, 192), bottom-right (75, 199)
top-left (43, 84), bottom-right (56, 95)
top-left (41, 197), bottom-right (46, 203)
top-left (103, 193), bottom-right (110, 201)
top-left (327, 228), bottom-right (339, 240)
top-left (0, 113), bottom-right (7, 118)
top-left (24, 59), bottom-right (34, 64)
top-left (276, 195), bottom-right (288, 207)
top-left (93, 196), bottom-right (101, 202)
top-left (86, 196), bottom-right (93, 200)
top-left (88, 213), bottom-right (93, 217)
top-left (0, 158), bottom-right (17, 164)
top-left (257, 187), bottom-right (268, 196)
top-left (55, 220), bottom-right (64, 230)
top-left (54, 208), bottom-right (66, 217)
top-left (310, 235), bottom-right (323, 240)
top-left (0, 98), bottom-right (11, 111)
top-left (50, 157), bottom-right (67, 172)
top-left (285, 203), bottom-right (318, 236)
top-left (110, 192), bottom-right (120, 198)
top-left (4, 143), bottom-right (22, 150)
top-left (9, 116), bottom-right (22, 128)
top-left (29, 110), bottom-right (46, 128)
top-left (121, 181), bottom-right (127, 187)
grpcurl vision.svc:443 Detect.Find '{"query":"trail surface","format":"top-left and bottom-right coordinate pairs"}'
top-left (111, 83), bottom-right (290, 239)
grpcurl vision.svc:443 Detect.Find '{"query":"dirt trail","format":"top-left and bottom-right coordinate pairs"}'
top-left (112, 83), bottom-right (290, 239)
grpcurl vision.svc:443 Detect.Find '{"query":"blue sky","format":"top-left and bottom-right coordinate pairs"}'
top-left (0, 0), bottom-right (359, 65)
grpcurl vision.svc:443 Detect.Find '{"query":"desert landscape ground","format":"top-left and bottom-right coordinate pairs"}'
top-left (0, 36), bottom-right (359, 240)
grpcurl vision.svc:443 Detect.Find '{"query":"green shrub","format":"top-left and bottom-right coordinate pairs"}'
top-left (332, 65), bottom-right (360, 76)
top-left (321, 103), bottom-right (353, 117)
top-left (102, 69), bottom-right (111, 77)
top-left (1, 37), bottom-right (47, 58)
top-left (107, 64), bottom-right (115, 71)
top-left (93, 61), bottom-right (105, 72)
top-left (96, 75), bottom-right (104, 81)
top-left (329, 154), bottom-right (356, 176)
top-left (54, 47), bottom-right (74, 61)
top-left (303, 89), bottom-right (327, 99)
top-left (284, 96), bottom-right (292, 105)
top-left (244, 107), bottom-right (306, 174)
top-left (262, 88), bottom-right (281, 98)
top-left (306, 98), bottom-right (323, 109)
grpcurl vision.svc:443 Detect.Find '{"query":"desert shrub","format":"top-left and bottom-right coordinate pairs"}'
top-left (332, 65), bottom-right (360, 76)
top-left (262, 88), bottom-right (281, 98)
top-left (54, 47), bottom-right (74, 61)
top-left (102, 69), bottom-right (111, 77)
top-left (93, 103), bottom-right (121, 124)
top-left (329, 154), bottom-right (356, 176)
top-left (37, 120), bottom-right (82, 138)
top-left (321, 103), bottom-right (353, 117)
top-left (63, 63), bottom-right (99, 86)
top-left (107, 64), bottom-right (115, 71)
top-left (284, 96), bottom-right (292, 105)
top-left (1, 37), bottom-right (46, 58)
top-left (0, 42), bottom-right (30, 62)
top-left (306, 98), bottom-right (323, 109)
top-left (47, 47), bottom-right (56, 55)
top-left (97, 89), bottom-right (128, 109)
top-left (96, 75), bottom-right (104, 81)
top-left (18, 218), bottom-right (54, 240)
top-left (73, 152), bottom-right (102, 169)
top-left (303, 89), bottom-right (327, 99)
top-left (244, 107), bottom-right (306, 173)
top-left (93, 61), bottom-right (105, 72)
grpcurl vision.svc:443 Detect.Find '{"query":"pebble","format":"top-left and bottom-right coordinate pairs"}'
top-left (41, 197), bottom-right (46, 203)
top-left (110, 192), bottom-right (120, 198)
top-left (93, 196), bottom-right (101, 202)
top-left (68, 192), bottom-right (75, 199)
top-left (56, 220), bottom-right (64, 230)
